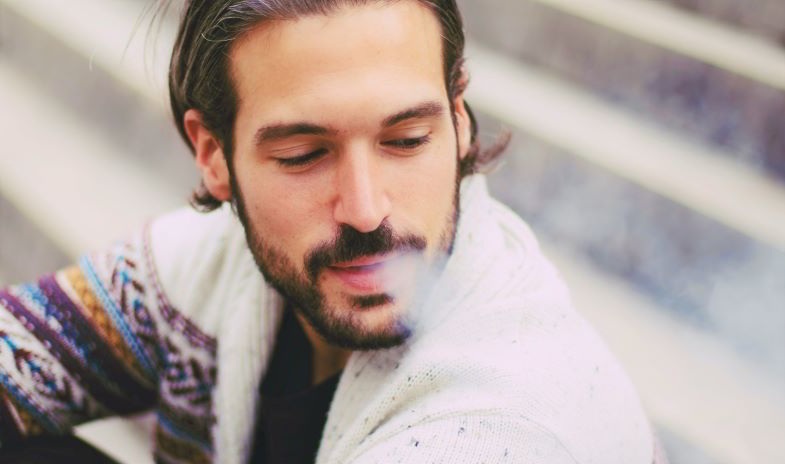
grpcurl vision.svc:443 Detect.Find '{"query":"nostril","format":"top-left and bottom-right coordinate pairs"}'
top-left (333, 152), bottom-right (392, 232)
top-left (334, 194), bottom-right (389, 233)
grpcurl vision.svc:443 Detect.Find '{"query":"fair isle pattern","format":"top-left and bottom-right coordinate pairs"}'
top-left (142, 223), bottom-right (217, 353)
top-left (0, 392), bottom-right (43, 440)
top-left (0, 244), bottom-right (161, 440)
top-left (0, 288), bottom-right (104, 436)
top-left (155, 330), bottom-right (216, 464)
top-left (11, 274), bottom-right (152, 410)
top-left (155, 419), bottom-right (213, 464)
top-left (142, 222), bottom-right (218, 464)
top-left (60, 268), bottom-right (151, 388)
top-left (0, 235), bottom-right (218, 464)
top-left (81, 249), bottom-right (158, 379)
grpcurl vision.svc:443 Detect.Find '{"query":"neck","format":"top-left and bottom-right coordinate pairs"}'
top-left (294, 312), bottom-right (352, 385)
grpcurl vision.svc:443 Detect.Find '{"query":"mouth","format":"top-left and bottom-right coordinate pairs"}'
top-left (327, 254), bottom-right (399, 293)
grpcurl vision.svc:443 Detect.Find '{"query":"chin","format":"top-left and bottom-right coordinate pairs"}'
top-left (300, 293), bottom-right (414, 350)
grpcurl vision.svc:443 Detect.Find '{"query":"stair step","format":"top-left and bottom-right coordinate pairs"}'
top-left (0, 194), bottom-right (70, 284)
top-left (531, 0), bottom-right (785, 89)
top-left (0, 0), bottom-right (195, 194)
top-left (0, 56), bottom-right (184, 259)
top-left (0, 0), bottom-right (171, 106)
top-left (457, 0), bottom-right (785, 182)
top-left (653, 0), bottom-right (785, 46)
top-left (467, 43), bottom-right (785, 253)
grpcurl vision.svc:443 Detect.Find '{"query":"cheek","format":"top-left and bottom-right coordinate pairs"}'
top-left (391, 141), bottom-right (458, 231)
top-left (236, 168), bottom-right (327, 259)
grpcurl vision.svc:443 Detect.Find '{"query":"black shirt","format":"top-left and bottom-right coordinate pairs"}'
top-left (249, 309), bottom-right (341, 464)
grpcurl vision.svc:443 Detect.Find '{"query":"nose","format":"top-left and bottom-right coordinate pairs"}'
top-left (332, 149), bottom-right (391, 233)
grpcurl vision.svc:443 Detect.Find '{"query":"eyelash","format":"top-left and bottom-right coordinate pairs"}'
top-left (275, 135), bottom-right (431, 168)
top-left (276, 149), bottom-right (328, 167)
top-left (384, 135), bottom-right (432, 150)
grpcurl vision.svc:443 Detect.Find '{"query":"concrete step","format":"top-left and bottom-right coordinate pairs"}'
top-left (0, 56), bottom-right (185, 258)
top-left (0, 195), bottom-right (70, 285)
top-left (456, 0), bottom-right (785, 182)
top-left (0, 0), bottom-right (196, 197)
top-left (653, 0), bottom-right (785, 46)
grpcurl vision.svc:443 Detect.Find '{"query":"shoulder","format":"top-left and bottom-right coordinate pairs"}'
top-left (481, 202), bottom-right (655, 461)
top-left (381, 291), bottom-right (653, 463)
top-left (336, 309), bottom-right (654, 463)
top-left (147, 205), bottom-right (241, 281)
top-left (144, 205), bottom-right (259, 335)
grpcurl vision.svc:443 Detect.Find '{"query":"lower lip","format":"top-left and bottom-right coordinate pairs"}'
top-left (328, 263), bottom-right (387, 293)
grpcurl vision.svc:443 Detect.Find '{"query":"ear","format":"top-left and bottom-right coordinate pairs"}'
top-left (453, 95), bottom-right (473, 160)
top-left (184, 109), bottom-right (232, 202)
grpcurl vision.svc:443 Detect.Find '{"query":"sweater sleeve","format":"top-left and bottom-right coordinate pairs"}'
top-left (345, 413), bottom-right (578, 464)
top-left (0, 236), bottom-right (160, 445)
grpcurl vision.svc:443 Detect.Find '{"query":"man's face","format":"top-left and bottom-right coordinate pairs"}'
top-left (224, 1), bottom-right (470, 349)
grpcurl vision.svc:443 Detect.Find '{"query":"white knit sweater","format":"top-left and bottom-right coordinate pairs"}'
top-left (148, 175), bottom-right (654, 463)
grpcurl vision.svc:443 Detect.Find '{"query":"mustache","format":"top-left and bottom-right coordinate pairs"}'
top-left (305, 221), bottom-right (426, 280)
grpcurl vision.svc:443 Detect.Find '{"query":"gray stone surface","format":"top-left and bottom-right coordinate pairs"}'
top-left (458, 0), bottom-right (785, 182)
top-left (656, 425), bottom-right (722, 464)
top-left (0, 3), bottom-right (197, 197)
top-left (653, 0), bottom-right (785, 46)
top-left (0, 194), bottom-right (70, 284)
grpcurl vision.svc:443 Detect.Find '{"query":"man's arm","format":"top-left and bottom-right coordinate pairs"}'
top-left (342, 413), bottom-right (670, 464)
top-left (0, 238), bottom-right (161, 445)
top-left (342, 413), bottom-right (579, 464)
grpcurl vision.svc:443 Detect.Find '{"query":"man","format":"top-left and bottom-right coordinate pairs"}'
top-left (0, 0), bottom-right (662, 462)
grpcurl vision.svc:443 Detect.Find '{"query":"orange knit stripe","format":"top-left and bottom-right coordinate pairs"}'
top-left (60, 267), bottom-right (150, 385)
top-left (155, 424), bottom-right (212, 464)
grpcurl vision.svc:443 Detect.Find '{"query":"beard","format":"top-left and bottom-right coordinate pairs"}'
top-left (229, 164), bottom-right (461, 351)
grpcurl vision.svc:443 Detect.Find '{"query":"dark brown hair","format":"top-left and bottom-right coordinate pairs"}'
top-left (166, 0), bottom-right (508, 211)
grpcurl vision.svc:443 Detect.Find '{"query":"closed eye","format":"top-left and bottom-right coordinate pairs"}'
top-left (275, 148), bottom-right (328, 167)
top-left (383, 135), bottom-right (431, 150)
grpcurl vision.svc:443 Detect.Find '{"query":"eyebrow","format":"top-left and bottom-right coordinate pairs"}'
top-left (381, 100), bottom-right (446, 127)
top-left (254, 100), bottom-right (446, 146)
top-left (255, 122), bottom-right (332, 145)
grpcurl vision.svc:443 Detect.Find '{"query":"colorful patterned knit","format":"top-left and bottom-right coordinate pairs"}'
top-left (0, 235), bottom-right (217, 463)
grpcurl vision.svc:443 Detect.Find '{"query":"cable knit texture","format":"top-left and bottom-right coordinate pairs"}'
top-left (0, 175), bottom-right (655, 463)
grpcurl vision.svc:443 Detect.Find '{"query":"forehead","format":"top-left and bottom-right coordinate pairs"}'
top-left (228, 1), bottom-right (446, 130)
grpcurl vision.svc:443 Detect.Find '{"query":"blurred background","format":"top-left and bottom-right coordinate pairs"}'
top-left (0, 0), bottom-right (783, 462)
